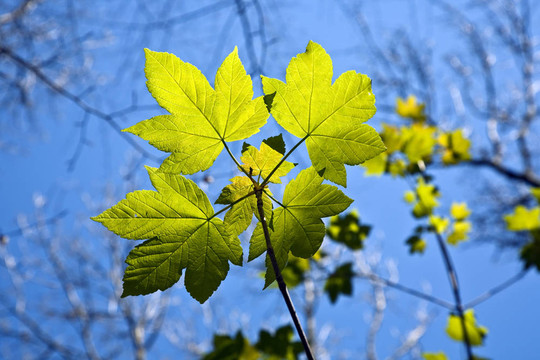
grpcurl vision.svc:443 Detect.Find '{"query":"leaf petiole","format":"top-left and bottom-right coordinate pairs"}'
top-left (261, 134), bottom-right (309, 187)
top-left (210, 189), bottom-right (257, 220)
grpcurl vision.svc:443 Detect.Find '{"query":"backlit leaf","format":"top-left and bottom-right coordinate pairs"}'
top-left (326, 210), bottom-right (370, 250)
top-left (240, 141), bottom-right (295, 184)
top-left (451, 202), bottom-right (471, 221)
top-left (439, 129), bottom-right (471, 165)
top-left (447, 221), bottom-right (471, 246)
top-left (406, 235), bottom-right (427, 254)
top-left (422, 352), bottom-right (448, 360)
top-left (92, 167), bottom-right (242, 303)
top-left (396, 95), bottom-right (426, 122)
top-left (361, 152), bottom-right (388, 176)
top-left (446, 309), bottom-right (488, 346)
top-left (215, 176), bottom-right (272, 236)
top-left (504, 205), bottom-right (540, 231)
top-left (249, 167), bottom-right (352, 287)
top-left (124, 48), bottom-right (268, 175)
top-left (410, 178), bottom-right (440, 218)
top-left (429, 215), bottom-right (449, 234)
top-left (262, 41), bottom-right (386, 186)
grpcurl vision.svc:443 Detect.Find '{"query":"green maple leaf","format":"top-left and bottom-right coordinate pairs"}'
top-left (261, 41), bottom-right (386, 186)
top-left (124, 47), bottom-right (268, 175)
top-left (91, 167), bottom-right (242, 303)
top-left (324, 262), bottom-right (354, 304)
top-left (255, 325), bottom-right (303, 359)
top-left (215, 176), bottom-right (273, 236)
top-left (240, 141), bottom-right (295, 184)
top-left (248, 167), bottom-right (352, 287)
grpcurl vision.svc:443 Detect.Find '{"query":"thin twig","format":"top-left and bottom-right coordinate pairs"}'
top-left (261, 135), bottom-right (308, 187)
top-left (465, 269), bottom-right (529, 308)
top-left (434, 232), bottom-right (473, 360)
top-left (356, 272), bottom-right (454, 310)
top-left (0, 46), bottom-right (159, 162)
top-left (254, 188), bottom-right (315, 360)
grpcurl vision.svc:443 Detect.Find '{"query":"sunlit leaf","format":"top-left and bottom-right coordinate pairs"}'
top-left (422, 352), bottom-right (448, 360)
top-left (410, 178), bottom-right (440, 218)
top-left (124, 48), bottom-right (268, 175)
top-left (215, 176), bottom-right (272, 236)
top-left (439, 129), bottom-right (471, 165)
top-left (401, 124), bottom-right (437, 164)
top-left (446, 309), bottom-right (488, 346)
top-left (361, 152), bottom-right (388, 176)
top-left (262, 41), bottom-right (386, 186)
top-left (249, 167), bottom-right (352, 287)
top-left (396, 95), bottom-right (426, 122)
top-left (240, 141), bottom-right (295, 184)
top-left (447, 221), bottom-right (471, 246)
top-left (429, 215), bottom-right (449, 234)
top-left (406, 235), bottom-right (427, 254)
top-left (504, 205), bottom-right (540, 231)
top-left (92, 167), bottom-right (242, 303)
top-left (451, 202), bottom-right (471, 221)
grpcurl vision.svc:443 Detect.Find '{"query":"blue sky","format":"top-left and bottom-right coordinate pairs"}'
top-left (1, 0), bottom-right (539, 359)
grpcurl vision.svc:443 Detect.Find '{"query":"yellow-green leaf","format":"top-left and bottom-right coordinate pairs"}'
top-left (248, 167), bottom-right (352, 287)
top-left (504, 205), bottom-right (540, 231)
top-left (262, 41), bottom-right (386, 186)
top-left (446, 309), bottom-right (488, 346)
top-left (124, 48), bottom-right (268, 175)
top-left (451, 202), bottom-right (471, 221)
top-left (422, 352), bottom-right (448, 360)
top-left (411, 178), bottom-right (440, 218)
top-left (406, 235), bottom-right (427, 254)
top-left (447, 221), bottom-right (472, 246)
top-left (361, 152), bottom-right (387, 176)
top-left (396, 95), bottom-right (426, 122)
top-left (215, 176), bottom-right (272, 236)
top-left (429, 215), bottom-right (449, 234)
top-left (92, 167), bottom-right (242, 303)
top-left (439, 129), bottom-right (471, 165)
top-left (401, 124), bottom-right (437, 164)
top-left (240, 142), bottom-right (295, 184)
top-left (531, 188), bottom-right (540, 204)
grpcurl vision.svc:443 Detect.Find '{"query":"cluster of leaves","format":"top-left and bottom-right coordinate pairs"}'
top-left (504, 188), bottom-right (540, 271)
top-left (402, 176), bottom-right (473, 254)
top-left (202, 325), bottom-right (302, 360)
top-left (359, 95), bottom-right (493, 360)
top-left (362, 95), bottom-right (471, 178)
top-left (92, 41), bottom-right (385, 304)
